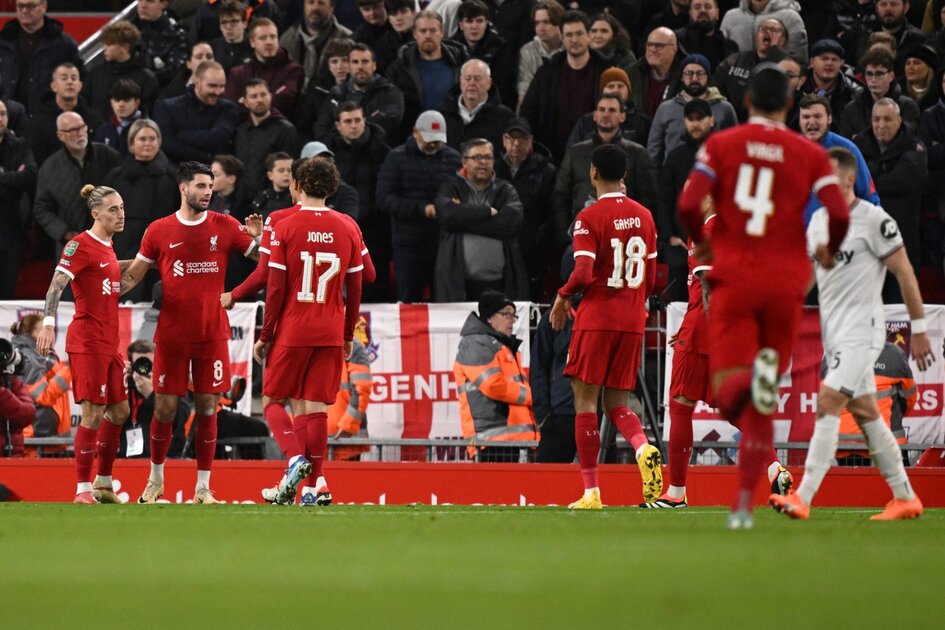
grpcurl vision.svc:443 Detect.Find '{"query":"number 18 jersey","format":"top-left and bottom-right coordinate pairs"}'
top-left (571, 192), bottom-right (657, 333)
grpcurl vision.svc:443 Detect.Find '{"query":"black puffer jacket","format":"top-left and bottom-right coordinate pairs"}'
top-left (494, 141), bottom-right (557, 270)
top-left (26, 91), bottom-right (104, 167)
top-left (313, 74), bottom-right (405, 142)
top-left (0, 17), bottom-right (82, 115)
top-left (376, 136), bottom-right (462, 244)
top-left (450, 26), bottom-right (515, 108)
top-left (130, 12), bottom-right (189, 87)
top-left (0, 131), bottom-right (36, 237)
top-left (233, 111), bottom-right (298, 196)
top-left (438, 84), bottom-right (514, 152)
top-left (81, 48), bottom-right (160, 117)
top-left (326, 123), bottom-right (390, 226)
top-left (103, 151), bottom-right (178, 260)
top-left (152, 86), bottom-right (240, 164)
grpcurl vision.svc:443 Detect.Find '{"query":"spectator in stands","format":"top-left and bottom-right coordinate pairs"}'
top-left (720, 0), bottom-right (809, 61)
top-left (312, 43), bottom-right (404, 142)
top-left (386, 10), bottom-right (467, 145)
top-left (566, 67), bottom-right (651, 148)
top-left (131, 0), bottom-right (189, 88)
top-left (153, 61), bottom-right (240, 164)
top-left (628, 27), bottom-right (684, 119)
top-left (210, 0), bottom-right (254, 74)
top-left (33, 112), bottom-right (121, 256)
top-left (234, 78), bottom-right (299, 197)
top-left (373, 0), bottom-right (416, 73)
top-left (714, 19), bottom-right (788, 122)
top-left (658, 98), bottom-right (715, 303)
top-left (82, 21), bottom-right (159, 118)
top-left (588, 13), bottom-right (635, 74)
top-left (440, 59), bottom-right (514, 151)
top-left (844, 0), bottom-right (928, 69)
top-left (899, 45), bottom-right (941, 112)
top-left (494, 117), bottom-right (556, 302)
top-left (227, 18), bottom-right (304, 116)
top-left (159, 41), bottom-right (216, 99)
top-left (0, 336), bottom-right (35, 458)
top-left (481, 0), bottom-right (535, 84)
top-left (552, 93), bottom-right (658, 247)
top-left (193, 0), bottom-right (280, 45)
top-left (281, 0), bottom-right (352, 92)
top-left (323, 37), bottom-right (354, 90)
top-left (91, 79), bottom-right (145, 158)
top-left (0, 0), bottom-right (82, 116)
top-left (209, 154), bottom-right (247, 217)
top-left (800, 39), bottom-right (864, 127)
top-left (377, 110), bottom-right (463, 302)
top-left (855, 98), bottom-right (928, 280)
top-left (123, 339), bottom-right (188, 459)
top-left (28, 62), bottom-right (104, 167)
top-left (433, 138), bottom-right (527, 301)
top-left (674, 0), bottom-right (738, 72)
top-left (10, 314), bottom-right (70, 440)
top-left (451, 0), bottom-right (515, 107)
top-left (647, 53), bottom-right (737, 165)
top-left (831, 1), bottom-right (879, 61)
top-left (327, 338), bottom-right (372, 460)
top-left (298, 142), bottom-right (362, 220)
top-left (521, 11), bottom-right (610, 164)
top-left (643, 0), bottom-right (691, 41)
top-left (0, 99), bottom-right (35, 299)
top-left (517, 0), bottom-right (564, 108)
top-left (103, 118), bottom-right (178, 270)
top-left (839, 48), bottom-right (920, 138)
top-left (778, 52), bottom-right (806, 130)
top-left (454, 290), bottom-right (537, 462)
top-left (249, 151), bottom-right (295, 217)
top-left (929, 4), bottom-right (945, 60)
top-left (353, 0), bottom-right (393, 68)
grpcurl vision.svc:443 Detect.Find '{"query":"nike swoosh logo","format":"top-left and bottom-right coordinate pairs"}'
top-left (99, 262), bottom-right (110, 267)
top-left (169, 242), bottom-right (184, 248)
top-left (212, 380), bottom-right (225, 388)
top-left (80, 449), bottom-right (95, 455)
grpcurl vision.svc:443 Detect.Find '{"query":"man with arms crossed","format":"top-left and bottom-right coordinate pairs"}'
top-left (122, 162), bottom-right (261, 504)
top-left (677, 64), bottom-right (851, 529)
top-left (37, 185), bottom-right (130, 504)
top-left (254, 157), bottom-right (364, 506)
top-left (771, 147), bottom-right (931, 521)
top-left (550, 143), bottom-right (662, 510)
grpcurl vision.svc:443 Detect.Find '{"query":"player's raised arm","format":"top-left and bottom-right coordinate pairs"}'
top-left (36, 270), bottom-right (71, 355)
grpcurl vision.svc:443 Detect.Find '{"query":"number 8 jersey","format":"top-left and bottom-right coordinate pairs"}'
top-left (570, 191), bottom-right (657, 333)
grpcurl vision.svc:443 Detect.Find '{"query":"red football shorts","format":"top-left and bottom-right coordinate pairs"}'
top-left (708, 283), bottom-right (804, 375)
top-left (153, 339), bottom-right (231, 396)
top-left (264, 344), bottom-right (344, 403)
top-left (565, 330), bottom-right (642, 390)
top-left (669, 349), bottom-right (712, 404)
top-left (69, 352), bottom-right (128, 405)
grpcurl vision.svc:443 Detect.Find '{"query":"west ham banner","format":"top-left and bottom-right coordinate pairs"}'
top-left (663, 303), bottom-right (945, 450)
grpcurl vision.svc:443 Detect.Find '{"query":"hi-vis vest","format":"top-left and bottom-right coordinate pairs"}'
top-left (836, 343), bottom-right (915, 453)
top-left (453, 313), bottom-right (538, 445)
top-left (328, 339), bottom-right (372, 461)
top-left (22, 359), bottom-right (72, 439)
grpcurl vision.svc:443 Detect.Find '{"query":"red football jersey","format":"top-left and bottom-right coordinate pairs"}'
top-left (258, 204), bottom-right (300, 267)
top-left (55, 231), bottom-right (121, 354)
top-left (137, 211), bottom-right (255, 343)
top-left (266, 206), bottom-right (364, 347)
top-left (692, 118), bottom-right (837, 291)
top-left (570, 192), bottom-right (657, 333)
top-left (675, 215), bottom-right (715, 355)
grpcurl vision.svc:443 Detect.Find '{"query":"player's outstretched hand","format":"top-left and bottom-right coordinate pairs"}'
top-left (253, 340), bottom-right (271, 363)
top-left (550, 294), bottom-right (571, 331)
top-left (244, 213), bottom-right (264, 238)
top-left (814, 244), bottom-right (836, 269)
top-left (693, 241), bottom-right (713, 264)
top-left (36, 325), bottom-right (55, 356)
top-left (912, 332), bottom-right (935, 372)
top-left (220, 292), bottom-right (234, 310)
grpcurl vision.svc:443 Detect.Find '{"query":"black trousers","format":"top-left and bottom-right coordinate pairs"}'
top-left (537, 414), bottom-right (576, 463)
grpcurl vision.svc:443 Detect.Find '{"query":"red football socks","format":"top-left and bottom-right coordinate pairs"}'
top-left (715, 371), bottom-right (752, 420)
top-left (150, 419), bottom-right (173, 465)
top-left (304, 412), bottom-right (328, 481)
top-left (195, 413), bottom-right (217, 472)
top-left (734, 406), bottom-right (773, 513)
top-left (74, 425), bottom-right (97, 484)
top-left (265, 402), bottom-right (302, 458)
top-left (608, 405), bottom-right (648, 452)
top-left (575, 412), bottom-right (600, 490)
top-left (668, 399), bottom-right (695, 488)
top-left (95, 420), bottom-right (123, 477)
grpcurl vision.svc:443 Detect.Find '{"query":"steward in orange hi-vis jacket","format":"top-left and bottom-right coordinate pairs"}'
top-left (328, 339), bottom-right (372, 461)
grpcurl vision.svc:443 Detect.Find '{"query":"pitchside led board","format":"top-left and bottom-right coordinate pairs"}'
top-left (0, 301), bottom-right (531, 438)
top-left (664, 303), bottom-right (945, 449)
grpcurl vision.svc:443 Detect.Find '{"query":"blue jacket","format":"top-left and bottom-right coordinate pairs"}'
top-left (804, 131), bottom-right (879, 225)
top-left (530, 308), bottom-right (575, 420)
top-left (152, 86), bottom-right (239, 164)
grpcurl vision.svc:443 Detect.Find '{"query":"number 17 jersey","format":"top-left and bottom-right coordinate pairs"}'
top-left (571, 192), bottom-right (657, 333)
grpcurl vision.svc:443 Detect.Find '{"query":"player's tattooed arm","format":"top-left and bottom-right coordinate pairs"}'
top-left (120, 258), bottom-right (150, 295)
top-left (696, 270), bottom-right (711, 315)
top-left (36, 271), bottom-right (71, 355)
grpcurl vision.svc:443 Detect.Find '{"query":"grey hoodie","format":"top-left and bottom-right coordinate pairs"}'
top-left (646, 86), bottom-right (739, 165)
top-left (720, 0), bottom-right (809, 62)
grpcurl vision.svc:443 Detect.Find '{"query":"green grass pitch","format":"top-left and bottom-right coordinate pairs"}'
top-left (2, 504), bottom-right (943, 629)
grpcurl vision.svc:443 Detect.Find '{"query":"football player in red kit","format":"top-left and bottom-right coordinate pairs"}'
top-left (677, 63), bottom-right (850, 528)
top-left (121, 162), bottom-right (262, 504)
top-left (549, 143), bottom-right (661, 509)
top-left (36, 185), bottom-right (130, 504)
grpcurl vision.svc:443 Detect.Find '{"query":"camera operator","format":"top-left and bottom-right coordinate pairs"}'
top-left (123, 340), bottom-right (188, 459)
top-left (0, 337), bottom-right (36, 458)
top-left (11, 315), bottom-right (72, 439)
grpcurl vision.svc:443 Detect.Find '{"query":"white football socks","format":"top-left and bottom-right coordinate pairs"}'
top-left (797, 414), bottom-right (840, 506)
top-left (77, 482), bottom-right (92, 494)
top-left (149, 462), bottom-right (164, 484)
top-left (667, 485), bottom-right (686, 500)
top-left (861, 418), bottom-right (916, 501)
top-left (196, 470), bottom-right (211, 490)
top-left (94, 475), bottom-right (112, 488)
top-left (767, 461), bottom-right (782, 483)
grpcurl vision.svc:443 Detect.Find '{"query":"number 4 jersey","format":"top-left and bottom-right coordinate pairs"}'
top-left (570, 192), bottom-right (657, 333)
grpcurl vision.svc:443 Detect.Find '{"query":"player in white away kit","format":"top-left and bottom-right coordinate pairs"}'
top-left (771, 147), bottom-right (934, 521)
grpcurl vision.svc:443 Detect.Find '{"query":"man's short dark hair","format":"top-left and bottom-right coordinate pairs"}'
top-left (128, 339), bottom-right (155, 360)
top-left (386, 0), bottom-right (415, 14)
top-left (265, 151), bottom-right (293, 172)
top-left (746, 62), bottom-right (790, 114)
top-left (218, 0), bottom-right (246, 20)
top-left (827, 147), bottom-right (857, 175)
top-left (859, 48), bottom-right (895, 72)
top-left (336, 100), bottom-right (364, 121)
top-left (324, 37), bottom-right (355, 60)
top-left (461, 138), bottom-right (493, 157)
top-left (532, 0), bottom-right (565, 26)
top-left (597, 92), bottom-right (626, 112)
top-left (561, 9), bottom-right (590, 31)
top-left (349, 42), bottom-right (376, 61)
top-left (297, 157), bottom-right (341, 199)
top-left (243, 77), bottom-right (270, 96)
top-left (591, 144), bottom-right (627, 182)
top-left (212, 154), bottom-right (243, 179)
top-left (110, 78), bottom-right (142, 101)
top-left (798, 93), bottom-right (832, 116)
top-left (457, 0), bottom-right (489, 21)
top-left (54, 62), bottom-right (79, 75)
top-left (177, 161), bottom-right (213, 185)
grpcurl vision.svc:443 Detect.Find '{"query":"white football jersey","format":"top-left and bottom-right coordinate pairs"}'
top-left (807, 198), bottom-right (904, 349)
